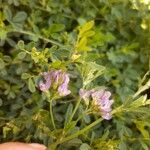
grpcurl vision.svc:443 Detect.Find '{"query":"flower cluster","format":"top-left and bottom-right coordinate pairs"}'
top-left (79, 89), bottom-right (113, 120)
top-left (39, 70), bottom-right (71, 96)
top-left (39, 69), bottom-right (114, 120)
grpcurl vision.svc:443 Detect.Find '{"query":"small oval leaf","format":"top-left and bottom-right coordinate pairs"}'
top-left (13, 11), bottom-right (27, 22)
top-left (17, 52), bottom-right (26, 59)
top-left (21, 73), bottom-right (31, 79)
top-left (28, 78), bottom-right (36, 93)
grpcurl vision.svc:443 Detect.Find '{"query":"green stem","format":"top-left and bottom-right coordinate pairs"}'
top-left (49, 106), bottom-right (121, 148)
top-left (67, 98), bottom-right (81, 125)
top-left (50, 100), bottom-right (56, 130)
top-left (75, 109), bottom-right (92, 123)
top-left (9, 29), bottom-right (63, 47)
top-left (34, 6), bottom-right (76, 20)
top-left (0, 117), bottom-right (10, 120)
top-left (59, 117), bottom-right (103, 144)
top-left (133, 79), bottom-right (150, 99)
top-left (58, 106), bottom-right (123, 145)
top-left (88, 0), bottom-right (99, 11)
top-left (48, 142), bottom-right (59, 150)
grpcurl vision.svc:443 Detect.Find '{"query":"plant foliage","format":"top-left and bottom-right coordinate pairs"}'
top-left (0, 0), bottom-right (150, 149)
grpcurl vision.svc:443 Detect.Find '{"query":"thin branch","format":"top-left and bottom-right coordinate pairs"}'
top-left (9, 29), bottom-right (63, 47)
top-left (34, 6), bottom-right (76, 20)
top-left (50, 100), bottom-right (56, 130)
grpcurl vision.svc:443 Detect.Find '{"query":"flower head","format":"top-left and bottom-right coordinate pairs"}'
top-left (39, 72), bottom-right (51, 92)
top-left (58, 83), bottom-right (71, 96)
top-left (39, 69), bottom-right (71, 97)
top-left (79, 89), bottom-right (91, 100)
top-left (58, 73), bottom-right (71, 96)
top-left (79, 88), bottom-right (113, 120)
top-left (79, 89), bottom-right (95, 105)
top-left (92, 90), bottom-right (113, 120)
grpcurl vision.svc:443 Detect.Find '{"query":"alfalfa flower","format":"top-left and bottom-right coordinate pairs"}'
top-left (57, 73), bottom-right (71, 96)
top-left (92, 90), bottom-right (113, 120)
top-left (79, 88), bottom-right (113, 120)
top-left (79, 89), bottom-right (94, 105)
top-left (39, 69), bottom-right (71, 97)
top-left (39, 72), bottom-right (52, 92)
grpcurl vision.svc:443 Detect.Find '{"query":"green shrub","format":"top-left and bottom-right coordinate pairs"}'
top-left (0, 0), bottom-right (150, 149)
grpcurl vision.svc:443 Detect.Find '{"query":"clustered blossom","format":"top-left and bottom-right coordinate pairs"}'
top-left (39, 70), bottom-right (71, 96)
top-left (39, 69), bottom-right (113, 120)
top-left (79, 89), bottom-right (94, 105)
top-left (79, 89), bottom-right (113, 120)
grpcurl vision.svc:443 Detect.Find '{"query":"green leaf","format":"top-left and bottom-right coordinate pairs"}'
top-left (101, 129), bottom-right (110, 140)
top-left (17, 52), bottom-right (26, 59)
top-left (67, 138), bottom-right (82, 146)
top-left (134, 121), bottom-right (150, 138)
top-left (64, 103), bottom-right (73, 126)
top-left (65, 121), bottom-right (77, 133)
top-left (0, 29), bottom-right (7, 41)
top-left (3, 127), bottom-right (11, 138)
top-left (111, 7), bottom-right (122, 19)
top-left (78, 62), bottom-right (105, 87)
top-left (82, 30), bottom-right (95, 38)
top-left (105, 32), bottom-right (116, 42)
top-left (129, 95), bottom-right (147, 110)
top-left (145, 99), bottom-right (150, 105)
top-left (77, 17), bottom-right (86, 25)
top-left (6, 38), bottom-right (16, 47)
top-left (49, 24), bottom-right (65, 33)
top-left (83, 115), bottom-right (91, 124)
top-left (12, 22), bottom-right (23, 29)
top-left (51, 60), bottom-right (62, 68)
top-left (4, 7), bottom-right (12, 21)
top-left (140, 141), bottom-right (149, 150)
top-left (80, 143), bottom-right (91, 150)
top-left (13, 11), bottom-right (27, 22)
top-left (0, 58), bottom-right (5, 69)
top-left (118, 141), bottom-right (127, 150)
top-left (84, 53), bottom-right (102, 62)
top-left (21, 73), bottom-right (31, 79)
top-left (28, 78), bottom-right (36, 93)
top-left (17, 40), bottom-right (24, 49)
top-left (0, 98), bottom-right (3, 106)
top-left (77, 37), bottom-right (87, 52)
top-left (79, 20), bottom-right (94, 36)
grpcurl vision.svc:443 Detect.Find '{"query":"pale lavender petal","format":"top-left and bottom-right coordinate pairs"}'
top-left (39, 69), bottom-right (71, 96)
top-left (100, 100), bottom-right (113, 110)
top-left (91, 90), bottom-right (104, 101)
top-left (101, 91), bottom-right (111, 100)
top-left (39, 72), bottom-right (51, 91)
top-left (58, 83), bottom-right (71, 96)
top-left (101, 112), bottom-right (112, 120)
top-left (63, 74), bottom-right (70, 84)
top-left (57, 72), bottom-right (70, 96)
top-left (51, 70), bottom-right (62, 85)
top-left (39, 79), bottom-right (51, 92)
top-left (91, 89), bottom-right (113, 120)
top-left (39, 82), bottom-right (47, 91)
top-left (79, 89), bottom-right (91, 100)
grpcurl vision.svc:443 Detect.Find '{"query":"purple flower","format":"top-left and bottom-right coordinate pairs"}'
top-left (79, 89), bottom-right (92, 101)
top-left (39, 72), bottom-right (51, 92)
top-left (101, 112), bottom-right (112, 120)
top-left (58, 83), bottom-right (71, 96)
top-left (101, 91), bottom-right (111, 101)
top-left (39, 70), bottom-right (71, 97)
top-left (92, 90), bottom-right (113, 120)
top-left (91, 90), bottom-right (104, 105)
top-left (51, 70), bottom-right (62, 86)
top-left (79, 88), bottom-right (113, 120)
top-left (58, 73), bottom-right (71, 96)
